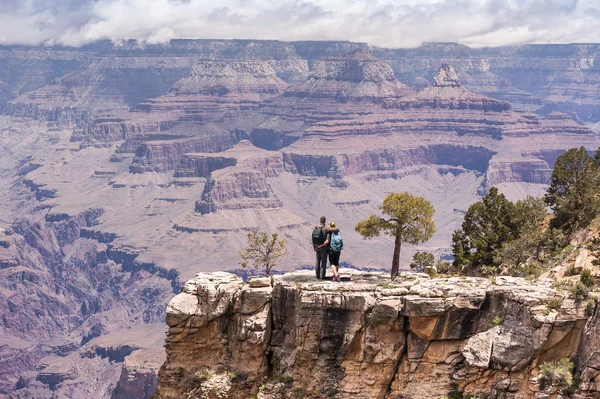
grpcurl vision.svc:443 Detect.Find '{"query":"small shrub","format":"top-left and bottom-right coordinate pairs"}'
top-left (538, 358), bottom-right (575, 392)
top-left (436, 260), bottom-right (451, 274)
top-left (563, 264), bottom-right (579, 276)
top-left (379, 282), bottom-right (395, 290)
top-left (586, 298), bottom-right (597, 317)
top-left (580, 269), bottom-right (596, 288)
top-left (543, 308), bottom-right (551, 316)
top-left (424, 266), bottom-right (438, 278)
top-left (554, 280), bottom-right (574, 292)
top-left (562, 378), bottom-right (581, 396)
top-left (547, 297), bottom-right (563, 311)
top-left (522, 259), bottom-right (545, 279)
top-left (570, 281), bottom-right (590, 300)
top-left (410, 252), bottom-right (435, 272)
top-left (194, 369), bottom-right (212, 382)
top-left (491, 315), bottom-right (504, 326)
top-left (228, 370), bottom-right (248, 383)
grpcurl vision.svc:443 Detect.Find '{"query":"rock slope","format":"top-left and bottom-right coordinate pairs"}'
top-left (156, 270), bottom-right (591, 399)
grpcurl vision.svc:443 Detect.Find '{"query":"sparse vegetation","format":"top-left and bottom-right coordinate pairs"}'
top-left (378, 282), bottom-right (395, 290)
top-left (588, 235), bottom-right (600, 267)
top-left (490, 315), bottom-right (504, 326)
top-left (239, 231), bottom-right (287, 276)
top-left (586, 298), bottom-right (597, 317)
top-left (554, 279), bottom-right (574, 292)
top-left (580, 269), bottom-right (595, 288)
top-left (436, 259), bottom-right (451, 274)
top-left (538, 358), bottom-right (576, 394)
top-left (547, 297), bottom-right (563, 311)
top-left (228, 370), bottom-right (248, 383)
top-left (563, 264), bottom-right (579, 276)
top-left (194, 369), bottom-right (213, 382)
top-left (570, 281), bottom-right (590, 300)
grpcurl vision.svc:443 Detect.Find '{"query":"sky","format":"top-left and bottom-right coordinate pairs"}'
top-left (0, 0), bottom-right (599, 48)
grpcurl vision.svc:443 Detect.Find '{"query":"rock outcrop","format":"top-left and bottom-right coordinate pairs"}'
top-left (156, 271), bottom-right (590, 399)
top-left (195, 167), bottom-right (283, 214)
top-left (175, 140), bottom-right (284, 178)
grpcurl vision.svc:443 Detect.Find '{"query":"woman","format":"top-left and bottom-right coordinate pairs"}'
top-left (328, 222), bottom-right (343, 281)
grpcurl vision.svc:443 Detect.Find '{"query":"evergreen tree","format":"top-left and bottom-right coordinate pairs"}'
top-left (546, 147), bottom-right (600, 229)
top-left (355, 192), bottom-right (436, 279)
top-left (410, 251), bottom-right (435, 271)
top-left (452, 187), bottom-right (517, 272)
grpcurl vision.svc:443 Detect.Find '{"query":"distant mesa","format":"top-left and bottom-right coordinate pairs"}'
top-left (195, 167), bottom-right (283, 214)
top-left (289, 48), bottom-right (413, 100)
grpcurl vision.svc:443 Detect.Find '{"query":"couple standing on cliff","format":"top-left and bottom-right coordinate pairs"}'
top-left (312, 216), bottom-right (344, 281)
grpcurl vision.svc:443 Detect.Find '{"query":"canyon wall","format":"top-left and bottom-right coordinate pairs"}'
top-left (156, 270), bottom-right (595, 399)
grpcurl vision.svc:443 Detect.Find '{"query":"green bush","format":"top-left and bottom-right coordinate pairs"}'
top-left (580, 269), bottom-right (596, 288)
top-left (538, 358), bottom-right (574, 391)
top-left (563, 264), bottom-right (579, 276)
top-left (424, 266), bottom-right (438, 278)
top-left (586, 298), bottom-right (597, 317)
top-left (490, 315), bottom-right (504, 326)
top-left (194, 369), bottom-right (212, 382)
top-left (436, 260), bottom-right (451, 274)
top-left (547, 297), bottom-right (563, 311)
top-left (570, 281), bottom-right (590, 300)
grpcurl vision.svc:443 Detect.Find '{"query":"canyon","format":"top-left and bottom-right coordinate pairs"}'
top-left (1, 39), bottom-right (600, 398)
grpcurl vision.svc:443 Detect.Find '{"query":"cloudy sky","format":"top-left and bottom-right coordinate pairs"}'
top-left (0, 0), bottom-right (599, 48)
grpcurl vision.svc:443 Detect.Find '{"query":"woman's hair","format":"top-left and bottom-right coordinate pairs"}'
top-left (330, 221), bottom-right (336, 228)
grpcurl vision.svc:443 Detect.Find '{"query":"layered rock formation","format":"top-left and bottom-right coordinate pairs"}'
top-left (195, 168), bottom-right (283, 214)
top-left (4, 40), bottom-right (600, 399)
top-left (156, 270), bottom-right (591, 399)
top-left (174, 140), bottom-right (284, 178)
top-left (249, 49), bottom-right (414, 150)
top-left (280, 64), bottom-right (594, 185)
top-left (374, 42), bottom-right (600, 121)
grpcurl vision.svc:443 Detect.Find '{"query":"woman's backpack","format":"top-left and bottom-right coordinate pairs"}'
top-left (330, 232), bottom-right (343, 252)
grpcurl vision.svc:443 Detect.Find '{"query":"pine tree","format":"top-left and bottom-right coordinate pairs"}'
top-left (355, 192), bottom-right (436, 279)
top-left (546, 147), bottom-right (600, 229)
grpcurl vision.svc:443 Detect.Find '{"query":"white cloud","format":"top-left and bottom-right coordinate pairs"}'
top-left (0, 0), bottom-right (598, 48)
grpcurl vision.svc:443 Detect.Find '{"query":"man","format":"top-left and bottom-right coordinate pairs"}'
top-left (313, 216), bottom-right (339, 279)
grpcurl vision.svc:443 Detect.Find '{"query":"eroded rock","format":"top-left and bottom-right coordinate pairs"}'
top-left (156, 270), bottom-right (590, 399)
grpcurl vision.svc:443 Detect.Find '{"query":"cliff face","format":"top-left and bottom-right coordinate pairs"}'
top-left (0, 211), bottom-right (174, 398)
top-left (156, 271), bottom-right (592, 399)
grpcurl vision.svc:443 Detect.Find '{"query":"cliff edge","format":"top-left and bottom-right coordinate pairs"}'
top-left (155, 270), bottom-right (593, 399)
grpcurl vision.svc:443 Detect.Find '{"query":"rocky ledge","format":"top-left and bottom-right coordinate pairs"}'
top-left (155, 270), bottom-right (592, 399)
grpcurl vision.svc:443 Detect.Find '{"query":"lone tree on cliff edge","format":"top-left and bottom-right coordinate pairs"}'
top-left (240, 231), bottom-right (287, 276)
top-left (355, 192), bottom-right (436, 279)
